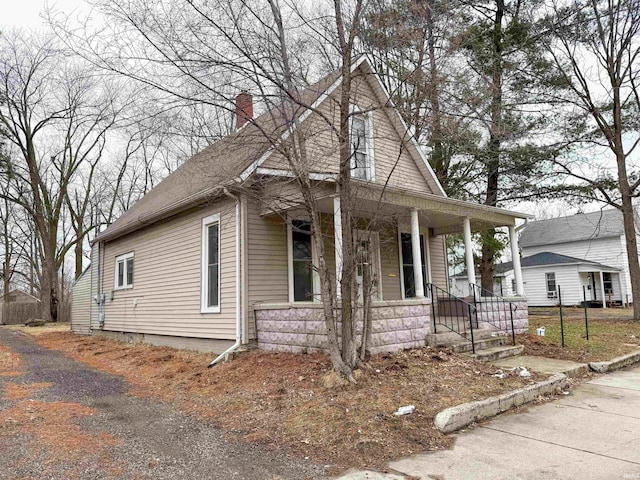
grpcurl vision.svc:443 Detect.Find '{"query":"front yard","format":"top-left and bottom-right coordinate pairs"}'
top-left (522, 307), bottom-right (640, 362)
top-left (31, 332), bottom-right (538, 472)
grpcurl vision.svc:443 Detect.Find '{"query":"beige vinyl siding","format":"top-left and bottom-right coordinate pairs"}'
top-left (379, 225), bottom-right (402, 300)
top-left (90, 244), bottom-right (100, 330)
top-left (429, 234), bottom-right (448, 291)
top-left (261, 68), bottom-right (441, 196)
top-left (71, 269), bottom-right (92, 335)
top-left (246, 197), bottom-right (289, 312)
top-left (101, 199), bottom-right (237, 340)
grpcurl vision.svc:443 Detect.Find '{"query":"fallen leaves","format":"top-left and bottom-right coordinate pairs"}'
top-left (33, 332), bottom-right (539, 472)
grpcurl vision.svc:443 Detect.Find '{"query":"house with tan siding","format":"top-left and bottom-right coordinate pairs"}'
top-left (79, 58), bottom-right (529, 359)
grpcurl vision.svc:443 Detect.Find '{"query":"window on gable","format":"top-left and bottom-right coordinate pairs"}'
top-left (545, 273), bottom-right (557, 298)
top-left (351, 114), bottom-right (374, 180)
top-left (114, 252), bottom-right (134, 289)
top-left (201, 214), bottom-right (221, 313)
top-left (291, 220), bottom-right (314, 302)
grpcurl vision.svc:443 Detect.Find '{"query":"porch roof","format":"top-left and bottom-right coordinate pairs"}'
top-left (309, 184), bottom-right (530, 235)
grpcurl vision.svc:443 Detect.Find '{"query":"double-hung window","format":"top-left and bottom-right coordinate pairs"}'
top-left (400, 233), bottom-right (427, 298)
top-left (291, 220), bottom-right (315, 302)
top-left (603, 272), bottom-right (613, 294)
top-left (114, 252), bottom-right (134, 289)
top-left (201, 214), bottom-right (220, 313)
top-left (350, 113), bottom-right (374, 180)
top-left (545, 273), bottom-right (557, 298)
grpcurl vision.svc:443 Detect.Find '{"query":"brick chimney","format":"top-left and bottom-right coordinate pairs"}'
top-left (235, 92), bottom-right (253, 129)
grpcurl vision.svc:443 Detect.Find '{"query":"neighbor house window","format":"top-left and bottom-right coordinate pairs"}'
top-left (400, 233), bottom-right (427, 298)
top-left (545, 273), bottom-right (557, 298)
top-left (201, 213), bottom-right (220, 313)
top-left (114, 252), bottom-right (134, 289)
top-left (291, 220), bottom-right (314, 302)
top-left (350, 114), bottom-right (374, 180)
top-left (603, 272), bottom-right (613, 294)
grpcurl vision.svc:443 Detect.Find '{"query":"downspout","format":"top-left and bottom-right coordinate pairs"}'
top-left (208, 188), bottom-right (242, 367)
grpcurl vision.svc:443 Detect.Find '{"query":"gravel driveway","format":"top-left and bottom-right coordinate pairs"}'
top-left (0, 328), bottom-right (326, 480)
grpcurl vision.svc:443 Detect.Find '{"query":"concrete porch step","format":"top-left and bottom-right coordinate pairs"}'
top-left (451, 336), bottom-right (511, 354)
top-left (470, 344), bottom-right (524, 362)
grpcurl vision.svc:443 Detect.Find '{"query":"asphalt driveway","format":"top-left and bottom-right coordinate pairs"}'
top-left (387, 365), bottom-right (640, 479)
top-left (0, 328), bottom-right (325, 480)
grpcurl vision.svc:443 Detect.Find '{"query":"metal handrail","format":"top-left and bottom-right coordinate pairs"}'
top-left (427, 283), bottom-right (478, 353)
top-left (470, 283), bottom-right (517, 345)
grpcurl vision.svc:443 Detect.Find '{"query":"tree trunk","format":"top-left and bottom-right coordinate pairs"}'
top-left (479, 0), bottom-right (504, 293)
top-left (75, 230), bottom-right (84, 280)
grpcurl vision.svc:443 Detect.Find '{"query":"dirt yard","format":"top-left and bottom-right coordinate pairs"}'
top-left (31, 331), bottom-right (541, 472)
top-left (522, 307), bottom-right (640, 362)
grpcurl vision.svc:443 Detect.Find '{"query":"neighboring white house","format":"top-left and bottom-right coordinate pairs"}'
top-left (518, 209), bottom-right (631, 307)
top-left (450, 266), bottom-right (516, 298)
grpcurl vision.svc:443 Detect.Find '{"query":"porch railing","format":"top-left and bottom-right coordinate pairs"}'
top-left (470, 283), bottom-right (517, 346)
top-left (427, 283), bottom-right (478, 353)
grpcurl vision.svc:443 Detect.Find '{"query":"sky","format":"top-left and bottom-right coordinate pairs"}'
top-left (1, 0), bottom-right (86, 29)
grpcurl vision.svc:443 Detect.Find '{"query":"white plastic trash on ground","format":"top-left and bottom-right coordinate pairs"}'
top-left (537, 327), bottom-right (546, 336)
top-left (394, 405), bottom-right (416, 416)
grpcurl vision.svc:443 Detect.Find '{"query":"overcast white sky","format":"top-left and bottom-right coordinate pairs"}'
top-left (1, 0), bottom-right (86, 29)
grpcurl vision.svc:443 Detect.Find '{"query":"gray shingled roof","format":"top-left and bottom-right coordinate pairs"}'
top-left (453, 251), bottom-right (619, 278)
top-left (519, 209), bottom-right (623, 248)
top-left (94, 68), bottom-right (342, 244)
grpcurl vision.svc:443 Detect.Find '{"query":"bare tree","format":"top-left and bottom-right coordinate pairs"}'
top-left (0, 31), bottom-right (123, 321)
top-left (544, 0), bottom-right (640, 318)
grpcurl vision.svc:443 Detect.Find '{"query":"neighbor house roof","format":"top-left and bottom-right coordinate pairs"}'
top-left (519, 209), bottom-right (623, 248)
top-left (453, 251), bottom-right (619, 278)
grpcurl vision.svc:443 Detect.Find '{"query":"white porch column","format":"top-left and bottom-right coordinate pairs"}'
top-left (333, 196), bottom-right (343, 297)
top-left (509, 224), bottom-right (524, 296)
top-left (463, 217), bottom-right (476, 287)
top-left (411, 208), bottom-right (424, 298)
top-left (599, 271), bottom-right (607, 308)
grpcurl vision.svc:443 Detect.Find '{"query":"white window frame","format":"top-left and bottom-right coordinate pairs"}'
top-left (114, 252), bottom-right (134, 290)
top-left (349, 107), bottom-right (375, 181)
top-left (398, 227), bottom-right (431, 300)
top-left (201, 213), bottom-right (221, 313)
top-left (545, 272), bottom-right (557, 298)
top-left (287, 219), bottom-right (320, 303)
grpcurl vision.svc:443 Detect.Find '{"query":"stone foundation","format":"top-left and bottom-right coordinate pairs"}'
top-left (254, 299), bottom-right (431, 354)
top-left (475, 298), bottom-right (528, 334)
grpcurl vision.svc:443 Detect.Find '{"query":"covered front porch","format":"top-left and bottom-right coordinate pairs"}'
top-left (253, 183), bottom-right (529, 353)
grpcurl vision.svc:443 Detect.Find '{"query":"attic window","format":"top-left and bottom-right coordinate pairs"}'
top-left (350, 113), bottom-right (374, 180)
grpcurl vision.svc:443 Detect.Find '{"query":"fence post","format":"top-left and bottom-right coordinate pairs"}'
top-left (583, 285), bottom-right (589, 341)
top-left (558, 285), bottom-right (565, 348)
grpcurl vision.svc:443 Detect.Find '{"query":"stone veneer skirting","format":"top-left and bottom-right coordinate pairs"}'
top-left (475, 298), bottom-right (528, 334)
top-left (254, 299), bottom-right (432, 354)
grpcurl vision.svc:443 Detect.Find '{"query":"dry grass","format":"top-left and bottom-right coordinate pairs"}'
top-left (522, 307), bottom-right (640, 362)
top-left (34, 332), bottom-right (541, 471)
top-left (4, 322), bottom-right (71, 336)
top-left (0, 343), bottom-right (22, 377)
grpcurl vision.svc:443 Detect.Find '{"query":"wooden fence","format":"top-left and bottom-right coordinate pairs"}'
top-left (0, 299), bottom-right (71, 325)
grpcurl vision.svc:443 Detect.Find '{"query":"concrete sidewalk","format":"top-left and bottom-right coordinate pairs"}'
top-left (383, 366), bottom-right (640, 479)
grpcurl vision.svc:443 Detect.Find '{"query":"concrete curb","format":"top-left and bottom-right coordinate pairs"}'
top-left (589, 349), bottom-right (640, 373)
top-left (434, 373), bottom-right (568, 434)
